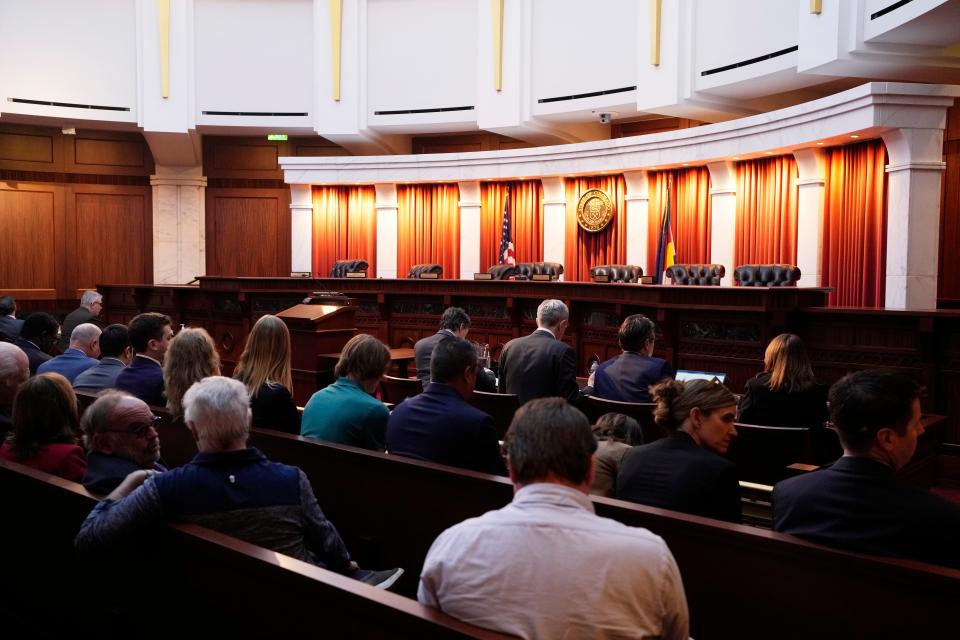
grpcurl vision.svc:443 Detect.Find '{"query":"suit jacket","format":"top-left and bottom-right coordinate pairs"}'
top-left (593, 352), bottom-right (674, 403)
top-left (36, 348), bottom-right (99, 383)
top-left (617, 431), bottom-right (742, 523)
top-left (0, 315), bottom-right (23, 339)
top-left (737, 373), bottom-right (829, 428)
top-left (773, 456), bottom-right (960, 568)
top-left (57, 306), bottom-right (100, 353)
top-left (414, 330), bottom-right (496, 392)
top-left (386, 383), bottom-right (507, 475)
top-left (497, 329), bottom-right (579, 405)
top-left (114, 355), bottom-right (165, 407)
top-left (72, 358), bottom-right (127, 393)
top-left (14, 337), bottom-right (52, 375)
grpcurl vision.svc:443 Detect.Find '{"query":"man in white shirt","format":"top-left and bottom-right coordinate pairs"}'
top-left (418, 397), bottom-right (689, 640)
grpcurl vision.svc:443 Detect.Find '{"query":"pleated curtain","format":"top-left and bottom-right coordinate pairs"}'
top-left (563, 175), bottom-right (628, 281)
top-left (311, 186), bottom-right (377, 277)
top-left (734, 156), bottom-right (799, 266)
top-left (396, 184), bottom-right (461, 279)
top-left (480, 180), bottom-right (544, 271)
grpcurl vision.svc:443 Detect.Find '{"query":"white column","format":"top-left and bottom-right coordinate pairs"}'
top-left (541, 177), bottom-right (566, 280)
top-left (881, 128), bottom-right (946, 309)
top-left (375, 183), bottom-right (399, 279)
top-left (458, 181), bottom-right (481, 279)
top-left (707, 161), bottom-right (736, 285)
top-left (792, 148), bottom-right (826, 287)
top-left (623, 170), bottom-right (649, 272)
top-left (151, 166), bottom-right (206, 285)
top-left (289, 184), bottom-right (313, 276)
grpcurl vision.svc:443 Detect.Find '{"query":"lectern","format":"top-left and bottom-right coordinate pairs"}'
top-left (276, 294), bottom-right (357, 405)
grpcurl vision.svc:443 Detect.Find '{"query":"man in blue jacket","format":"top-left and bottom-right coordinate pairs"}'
top-left (37, 323), bottom-right (101, 383)
top-left (115, 312), bottom-right (173, 406)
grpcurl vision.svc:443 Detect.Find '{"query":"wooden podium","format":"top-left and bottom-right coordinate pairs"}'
top-left (276, 297), bottom-right (357, 405)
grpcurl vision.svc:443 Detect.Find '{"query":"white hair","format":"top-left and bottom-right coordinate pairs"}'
top-left (183, 376), bottom-right (251, 449)
top-left (536, 299), bottom-right (569, 328)
top-left (69, 323), bottom-right (102, 347)
top-left (80, 290), bottom-right (102, 307)
top-left (0, 342), bottom-right (28, 382)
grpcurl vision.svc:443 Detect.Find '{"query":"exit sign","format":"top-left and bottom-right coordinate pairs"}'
top-left (267, 134), bottom-right (288, 141)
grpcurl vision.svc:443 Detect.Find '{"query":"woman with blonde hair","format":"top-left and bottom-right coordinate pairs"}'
top-left (738, 333), bottom-right (828, 429)
top-left (163, 327), bottom-right (221, 418)
top-left (233, 314), bottom-right (300, 434)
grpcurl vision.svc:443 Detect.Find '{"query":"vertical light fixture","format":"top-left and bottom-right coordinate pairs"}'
top-left (158, 0), bottom-right (170, 98)
top-left (492, 0), bottom-right (504, 91)
top-left (650, 0), bottom-right (662, 66)
top-left (810, 0), bottom-right (822, 14)
top-left (330, 0), bottom-right (342, 101)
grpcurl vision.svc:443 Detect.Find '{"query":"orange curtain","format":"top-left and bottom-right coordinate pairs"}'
top-left (396, 184), bottom-right (460, 279)
top-left (311, 186), bottom-right (377, 276)
top-left (646, 168), bottom-right (712, 275)
top-left (821, 140), bottom-right (888, 307)
top-left (735, 156), bottom-right (799, 266)
top-left (563, 176), bottom-right (628, 281)
top-left (480, 180), bottom-right (544, 270)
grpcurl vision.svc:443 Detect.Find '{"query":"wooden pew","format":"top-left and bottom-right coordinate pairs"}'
top-left (247, 428), bottom-right (960, 640)
top-left (0, 457), bottom-right (514, 639)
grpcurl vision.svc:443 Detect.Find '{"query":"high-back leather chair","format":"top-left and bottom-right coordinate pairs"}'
top-left (406, 263), bottom-right (443, 278)
top-left (486, 264), bottom-right (517, 280)
top-left (515, 262), bottom-right (564, 280)
top-left (590, 264), bottom-right (644, 283)
top-left (665, 264), bottom-right (725, 286)
top-left (330, 259), bottom-right (369, 278)
top-left (734, 264), bottom-right (801, 287)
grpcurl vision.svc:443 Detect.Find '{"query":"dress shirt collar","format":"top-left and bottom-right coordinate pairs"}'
top-left (512, 482), bottom-right (595, 514)
top-left (135, 353), bottom-right (162, 367)
top-left (534, 327), bottom-right (557, 340)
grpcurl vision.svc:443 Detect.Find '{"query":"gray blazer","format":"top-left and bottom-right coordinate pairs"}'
top-left (72, 358), bottom-right (127, 394)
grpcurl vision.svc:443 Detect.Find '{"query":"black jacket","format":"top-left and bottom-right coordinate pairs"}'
top-left (497, 329), bottom-right (579, 405)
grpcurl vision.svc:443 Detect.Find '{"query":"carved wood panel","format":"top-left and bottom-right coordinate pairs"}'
top-left (0, 184), bottom-right (59, 290)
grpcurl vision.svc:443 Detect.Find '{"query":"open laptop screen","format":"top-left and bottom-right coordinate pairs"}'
top-left (675, 370), bottom-right (727, 384)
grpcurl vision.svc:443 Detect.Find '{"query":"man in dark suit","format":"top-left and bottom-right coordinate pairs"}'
top-left (773, 370), bottom-right (960, 568)
top-left (414, 307), bottom-right (496, 392)
top-left (37, 322), bottom-right (100, 383)
top-left (0, 296), bottom-right (24, 339)
top-left (14, 312), bottom-right (60, 375)
top-left (587, 314), bottom-right (674, 403)
top-left (115, 312), bottom-right (174, 407)
top-left (388, 338), bottom-right (506, 475)
top-left (57, 290), bottom-right (104, 353)
top-left (497, 299), bottom-right (579, 405)
top-left (73, 324), bottom-right (133, 394)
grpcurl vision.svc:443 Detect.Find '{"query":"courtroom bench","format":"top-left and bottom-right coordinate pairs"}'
top-left (0, 457), bottom-right (515, 640)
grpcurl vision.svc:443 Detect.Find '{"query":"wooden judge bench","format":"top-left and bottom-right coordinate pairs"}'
top-left (97, 276), bottom-right (960, 443)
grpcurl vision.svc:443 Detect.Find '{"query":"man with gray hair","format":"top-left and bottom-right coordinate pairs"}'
top-left (0, 342), bottom-right (29, 435)
top-left (497, 299), bottom-right (579, 405)
top-left (38, 322), bottom-right (101, 383)
top-left (58, 290), bottom-right (104, 353)
top-left (75, 376), bottom-right (403, 589)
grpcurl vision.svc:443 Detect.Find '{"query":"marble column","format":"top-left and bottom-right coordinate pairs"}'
top-left (458, 181), bottom-right (481, 279)
top-left (151, 166), bottom-right (206, 284)
top-left (792, 148), bottom-right (826, 287)
top-left (289, 184), bottom-right (313, 275)
top-left (375, 183), bottom-right (399, 279)
top-left (541, 177), bottom-right (566, 280)
top-left (623, 171), bottom-right (650, 272)
top-left (706, 161), bottom-right (736, 285)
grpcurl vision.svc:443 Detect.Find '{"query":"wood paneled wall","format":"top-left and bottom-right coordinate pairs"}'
top-left (939, 102), bottom-right (960, 305)
top-left (0, 124), bottom-right (153, 304)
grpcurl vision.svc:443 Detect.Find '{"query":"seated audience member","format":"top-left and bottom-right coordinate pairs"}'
top-left (163, 327), bottom-right (221, 420)
top-left (590, 412), bottom-right (643, 498)
top-left (0, 373), bottom-right (86, 482)
top-left (37, 323), bottom-right (101, 383)
top-left (233, 315), bottom-right (300, 434)
top-left (738, 333), bottom-right (828, 429)
top-left (74, 376), bottom-right (402, 588)
top-left (57, 290), bottom-right (103, 353)
top-left (15, 312), bottom-right (60, 375)
top-left (0, 295), bottom-right (23, 339)
top-left (587, 314), bottom-right (673, 402)
top-left (80, 390), bottom-right (166, 495)
top-left (617, 379), bottom-right (741, 523)
top-left (773, 370), bottom-right (960, 568)
top-left (0, 342), bottom-right (29, 435)
top-left (418, 398), bottom-right (688, 639)
top-left (115, 313), bottom-right (173, 407)
top-left (387, 338), bottom-right (506, 475)
top-left (497, 299), bottom-right (579, 405)
top-left (301, 334), bottom-right (391, 451)
top-left (414, 307), bottom-right (496, 392)
top-left (73, 324), bottom-right (133, 393)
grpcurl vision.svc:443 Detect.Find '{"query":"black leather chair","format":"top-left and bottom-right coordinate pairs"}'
top-left (515, 262), bottom-right (564, 280)
top-left (734, 264), bottom-right (801, 287)
top-left (665, 264), bottom-right (725, 286)
top-left (330, 259), bottom-right (369, 278)
top-left (486, 264), bottom-right (517, 280)
top-left (590, 264), bottom-right (643, 283)
top-left (406, 263), bottom-right (443, 278)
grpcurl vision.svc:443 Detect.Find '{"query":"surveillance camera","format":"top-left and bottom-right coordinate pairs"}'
top-left (598, 113), bottom-right (612, 124)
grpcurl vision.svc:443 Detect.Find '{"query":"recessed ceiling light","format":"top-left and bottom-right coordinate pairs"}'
top-left (681, 163), bottom-right (689, 167)
top-left (816, 142), bottom-right (825, 145)
top-left (850, 134), bottom-right (860, 139)
top-left (764, 151), bottom-right (774, 155)
top-left (732, 156), bottom-right (740, 160)
top-left (600, 171), bottom-right (608, 174)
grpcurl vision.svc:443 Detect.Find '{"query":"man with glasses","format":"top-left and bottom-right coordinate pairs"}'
top-left (58, 291), bottom-right (104, 353)
top-left (80, 390), bottom-right (166, 495)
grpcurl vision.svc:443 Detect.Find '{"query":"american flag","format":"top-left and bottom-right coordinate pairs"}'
top-left (498, 188), bottom-right (515, 265)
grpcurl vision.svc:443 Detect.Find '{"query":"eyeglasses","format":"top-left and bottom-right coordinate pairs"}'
top-left (100, 415), bottom-right (161, 438)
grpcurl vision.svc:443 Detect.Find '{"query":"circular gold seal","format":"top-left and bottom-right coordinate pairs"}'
top-left (576, 189), bottom-right (613, 233)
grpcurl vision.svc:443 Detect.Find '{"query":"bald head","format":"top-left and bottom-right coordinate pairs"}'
top-left (70, 323), bottom-right (102, 358)
top-left (0, 342), bottom-right (29, 407)
top-left (82, 391), bottom-right (160, 468)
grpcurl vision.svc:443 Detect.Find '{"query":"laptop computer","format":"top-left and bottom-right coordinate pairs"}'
top-left (675, 369), bottom-right (727, 384)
